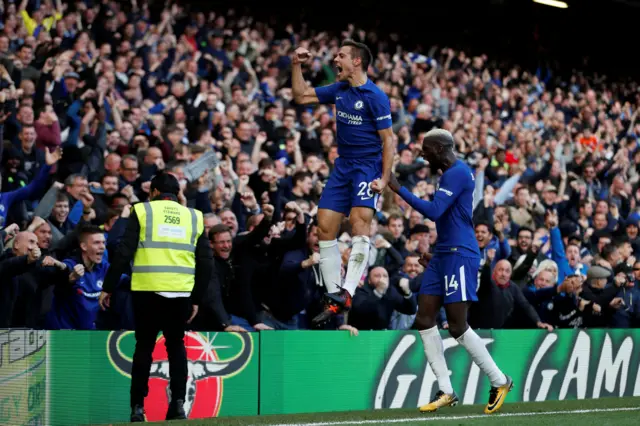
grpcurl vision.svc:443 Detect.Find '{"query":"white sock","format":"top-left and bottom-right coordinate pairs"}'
top-left (319, 239), bottom-right (341, 293)
top-left (343, 235), bottom-right (370, 296)
top-left (456, 327), bottom-right (507, 388)
top-left (419, 326), bottom-right (454, 394)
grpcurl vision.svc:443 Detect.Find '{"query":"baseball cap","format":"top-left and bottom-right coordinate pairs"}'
top-left (544, 185), bottom-right (557, 193)
top-left (64, 72), bottom-right (80, 80)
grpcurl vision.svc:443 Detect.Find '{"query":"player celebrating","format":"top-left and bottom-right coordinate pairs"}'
top-left (291, 40), bottom-right (394, 324)
top-left (387, 128), bottom-right (513, 414)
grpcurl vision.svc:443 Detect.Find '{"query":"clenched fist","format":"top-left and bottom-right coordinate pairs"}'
top-left (27, 247), bottom-right (41, 263)
top-left (292, 47), bottom-right (311, 65)
top-left (371, 178), bottom-right (388, 194)
top-left (262, 204), bottom-right (275, 219)
top-left (70, 264), bottom-right (85, 282)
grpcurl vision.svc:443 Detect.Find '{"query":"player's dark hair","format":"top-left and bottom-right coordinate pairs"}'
top-left (150, 172), bottom-right (180, 196)
top-left (406, 252), bottom-right (421, 259)
top-left (342, 39), bottom-right (373, 71)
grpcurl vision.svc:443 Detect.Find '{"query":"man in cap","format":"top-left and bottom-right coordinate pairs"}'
top-left (580, 265), bottom-right (625, 328)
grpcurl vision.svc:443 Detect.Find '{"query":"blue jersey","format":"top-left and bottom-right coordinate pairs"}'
top-left (47, 257), bottom-right (110, 330)
top-left (315, 80), bottom-right (392, 159)
top-left (0, 164), bottom-right (52, 227)
top-left (398, 160), bottom-right (480, 258)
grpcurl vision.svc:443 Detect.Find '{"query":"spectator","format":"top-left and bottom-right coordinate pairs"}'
top-left (0, 4), bottom-right (638, 335)
top-left (348, 266), bottom-right (417, 331)
top-left (45, 225), bottom-right (110, 330)
top-left (469, 250), bottom-right (553, 331)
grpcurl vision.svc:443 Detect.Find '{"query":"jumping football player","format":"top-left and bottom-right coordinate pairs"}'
top-left (387, 128), bottom-right (513, 414)
top-left (291, 40), bottom-right (394, 324)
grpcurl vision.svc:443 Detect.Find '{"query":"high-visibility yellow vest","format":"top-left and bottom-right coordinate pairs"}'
top-left (131, 199), bottom-right (204, 292)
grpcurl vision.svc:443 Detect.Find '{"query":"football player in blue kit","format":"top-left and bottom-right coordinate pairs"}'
top-left (387, 129), bottom-right (513, 415)
top-left (291, 40), bottom-right (395, 325)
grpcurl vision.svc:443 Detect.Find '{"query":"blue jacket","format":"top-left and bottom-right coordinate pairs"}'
top-left (46, 256), bottom-right (110, 330)
top-left (273, 247), bottom-right (322, 321)
top-left (479, 235), bottom-right (511, 268)
top-left (0, 164), bottom-right (51, 227)
top-left (549, 227), bottom-right (588, 284)
top-left (611, 286), bottom-right (640, 328)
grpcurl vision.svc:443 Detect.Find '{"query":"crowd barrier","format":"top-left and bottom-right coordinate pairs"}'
top-left (1, 329), bottom-right (638, 425)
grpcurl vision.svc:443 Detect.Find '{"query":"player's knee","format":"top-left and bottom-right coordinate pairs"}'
top-left (318, 224), bottom-right (338, 241)
top-left (447, 321), bottom-right (468, 339)
top-left (349, 215), bottom-right (370, 236)
top-left (414, 315), bottom-right (436, 331)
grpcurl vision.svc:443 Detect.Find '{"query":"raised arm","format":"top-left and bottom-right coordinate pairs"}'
top-left (292, 48), bottom-right (320, 105)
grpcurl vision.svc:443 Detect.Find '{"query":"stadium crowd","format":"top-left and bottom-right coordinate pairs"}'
top-left (1, 0), bottom-right (640, 333)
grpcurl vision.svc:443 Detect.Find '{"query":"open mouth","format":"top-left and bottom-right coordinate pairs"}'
top-left (336, 65), bottom-right (343, 77)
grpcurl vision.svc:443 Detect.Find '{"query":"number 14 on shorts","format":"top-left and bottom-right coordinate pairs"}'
top-left (444, 274), bottom-right (459, 296)
top-left (444, 265), bottom-right (466, 299)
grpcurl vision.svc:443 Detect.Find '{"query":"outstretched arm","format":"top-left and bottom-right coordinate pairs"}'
top-left (389, 171), bottom-right (461, 221)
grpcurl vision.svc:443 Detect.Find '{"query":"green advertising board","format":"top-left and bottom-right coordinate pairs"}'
top-left (259, 329), bottom-right (640, 414)
top-left (1, 329), bottom-right (639, 424)
top-left (0, 330), bottom-right (47, 426)
top-left (1, 330), bottom-right (259, 425)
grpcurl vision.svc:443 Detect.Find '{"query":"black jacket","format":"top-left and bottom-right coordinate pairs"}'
top-left (469, 263), bottom-right (541, 329)
top-left (348, 284), bottom-right (417, 330)
top-left (216, 217), bottom-right (272, 325)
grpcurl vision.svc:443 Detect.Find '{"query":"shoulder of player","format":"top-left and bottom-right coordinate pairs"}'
top-left (443, 161), bottom-right (472, 182)
top-left (332, 81), bottom-right (350, 92)
top-left (361, 82), bottom-right (388, 99)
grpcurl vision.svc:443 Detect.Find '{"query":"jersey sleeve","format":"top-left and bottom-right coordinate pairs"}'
top-left (367, 91), bottom-right (392, 130)
top-left (397, 166), bottom-right (466, 221)
top-left (314, 83), bottom-right (340, 104)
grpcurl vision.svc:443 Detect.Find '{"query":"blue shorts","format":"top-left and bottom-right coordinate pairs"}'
top-left (420, 253), bottom-right (480, 304)
top-left (318, 157), bottom-right (381, 215)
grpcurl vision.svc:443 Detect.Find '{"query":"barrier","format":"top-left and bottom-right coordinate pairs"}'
top-left (259, 329), bottom-right (640, 414)
top-left (1, 330), bottom-right (259, 425)
top-left (1, 329), bottom-right (638, 425)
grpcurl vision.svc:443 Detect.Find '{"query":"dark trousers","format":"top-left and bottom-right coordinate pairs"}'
top-left (130, 292), bottom-right (191, 407)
